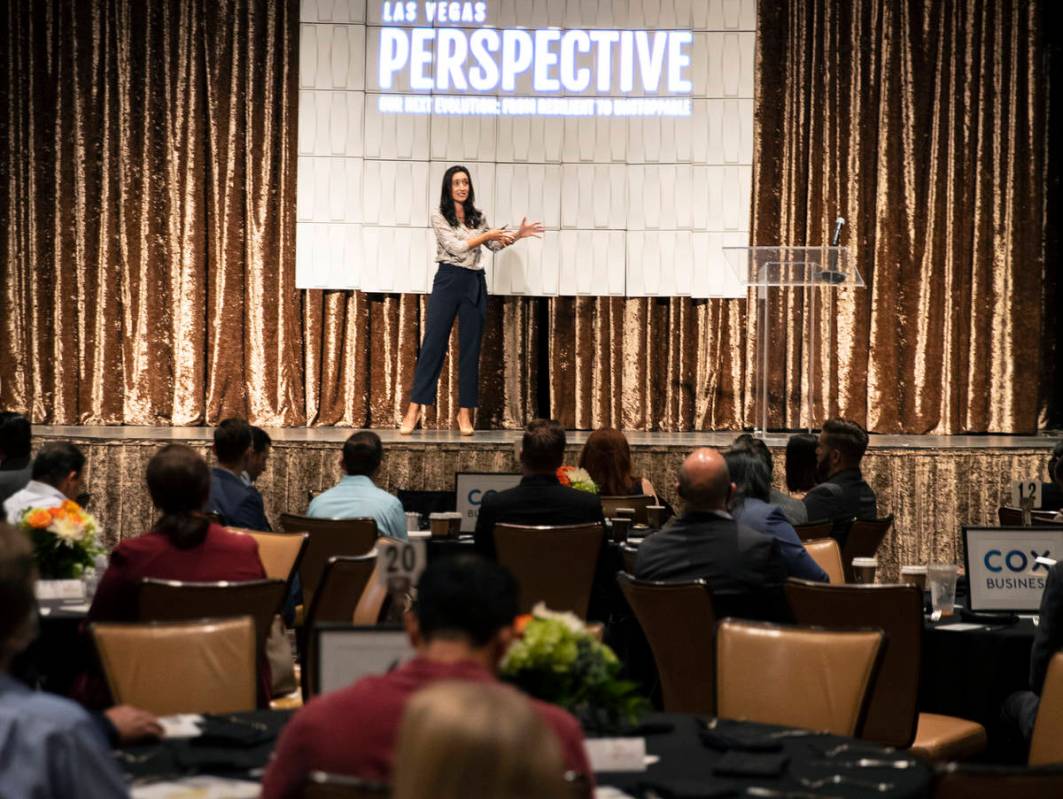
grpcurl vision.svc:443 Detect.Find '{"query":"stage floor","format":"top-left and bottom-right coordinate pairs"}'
top-left (33, 425), bottom-right (1057, 450)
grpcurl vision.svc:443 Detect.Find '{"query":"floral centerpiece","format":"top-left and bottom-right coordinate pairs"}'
top-left (17, 501), bottom-right (103, 579)
top-left (501, 604), bottom-right (648, 732)
top-left (556, 466), bottom-right (597, 494)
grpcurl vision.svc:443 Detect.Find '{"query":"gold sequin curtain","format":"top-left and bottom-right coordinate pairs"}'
top-left (547, 0), bottom-right (1051, 434)
top-left (0, 0), bottom-right (1052, 433)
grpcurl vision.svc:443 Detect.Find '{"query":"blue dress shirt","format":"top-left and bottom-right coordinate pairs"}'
top-left (0, 674), bottom-right (129, 798)
top-left (733, 496), bottom-right (829, 583)
top-left (307, 475), bottom-right (407, 540)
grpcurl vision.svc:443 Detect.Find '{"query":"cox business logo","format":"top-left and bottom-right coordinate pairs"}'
top-left (467, 489), bottom-right (499, 506)
top-left (983, 549), bottom-right (1053, 573)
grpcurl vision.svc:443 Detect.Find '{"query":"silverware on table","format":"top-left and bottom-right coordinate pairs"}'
top-left (799, 774), bottom-right (894, 792)
top-left (811, 757), bottom-right (919, 769)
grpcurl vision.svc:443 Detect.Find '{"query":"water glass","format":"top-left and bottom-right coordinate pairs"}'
top-left (928, 563), bottom-right (959, 617)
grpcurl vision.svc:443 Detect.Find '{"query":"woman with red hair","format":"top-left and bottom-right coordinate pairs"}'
top-left (578, 428), bottom-right (657, 500)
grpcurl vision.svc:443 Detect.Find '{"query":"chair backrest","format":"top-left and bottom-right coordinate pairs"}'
top-left (999, 506), bottom-right (1025, 526)
top-left (138, 578), bottom-right (287, 658)
top-left (933, 764), bottom-right (1063, 799)
top-left (616, 572), bottom-right (716, 714)
top-left (793, 519), bottom-right (834, 541)
top-left (229, 528), bottom-right (308, 587)
top-left (307, 554), bottom-right (379, 626)
top-left (93, 617), bottom-right (256, 715)
top-left (301, 771), bottom-right (390, 798)
top-left (785, 579), bottom-right (924, 747)
top-left (715, 618), bottom-right (884, 737)
top-left (1030, 652), bottom-right (1063, 765)
top-left (841, 515), bottom-right (893, 582)
top-left (802, 538), bottom-right (846, 584)
top-left (620, 543), bottom-right (639, 574)
top-left (493, 523), bottom-right (604, 617)
top-left (601, 494), bottom-right (653, 525)
top-left (279, 513), bottom-right (378, 606)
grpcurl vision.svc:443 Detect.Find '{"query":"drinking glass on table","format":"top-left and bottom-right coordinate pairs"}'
top-left (927, 563), bottom-right (959, 618)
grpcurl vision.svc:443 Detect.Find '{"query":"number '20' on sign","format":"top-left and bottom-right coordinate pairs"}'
top-left (377, 540), bottom-right (426, 594)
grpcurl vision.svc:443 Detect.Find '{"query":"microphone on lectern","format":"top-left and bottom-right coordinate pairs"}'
top-left (831, 217), bottom-right (846, 247)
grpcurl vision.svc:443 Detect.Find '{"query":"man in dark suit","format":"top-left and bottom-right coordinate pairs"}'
top-left (802, 418), bottom-right (877, 546)
top-left (636, 448), bottom-right (789, 620)
top-left (473, 419), bottom-right (605, 560)
top-left (208, 418), bottom-right (271, 531)
top-left (1003, 561), bottom-right (1063, 744)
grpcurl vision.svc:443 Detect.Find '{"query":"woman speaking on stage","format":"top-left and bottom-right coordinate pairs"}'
top-left (400, 165), bottom-right (544, 436)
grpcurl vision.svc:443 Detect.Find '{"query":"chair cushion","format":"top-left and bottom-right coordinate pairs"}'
top-left (910, 713), bottom-right (986, 761)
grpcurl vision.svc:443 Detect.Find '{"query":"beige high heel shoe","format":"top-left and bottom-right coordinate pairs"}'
top-left (456, 411), bottom-right (474, 436)
top-left (399, 406), bottom-right (421, 435)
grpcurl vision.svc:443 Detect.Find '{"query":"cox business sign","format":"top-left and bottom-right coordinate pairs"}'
top-left (963, 527), bottom-right (1063, 612)
top-left (455, 472), bottom-right (521, 532)
top-left (377, 1), bottom-right (694, 117)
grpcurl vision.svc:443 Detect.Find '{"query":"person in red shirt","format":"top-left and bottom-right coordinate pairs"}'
top-left (259, 555), bottom-right (593, 799)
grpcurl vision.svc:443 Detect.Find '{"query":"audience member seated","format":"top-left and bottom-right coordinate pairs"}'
top-left (259, 555), bottom-right (591, 798)
top-left (392, 681), bottom-right (567, 799)
top-left (243, 425), bottom-right (272, 486)
top-left (3, 442), bottom-right (85, 524)
top-left (89, 444), bottom-right (267, 620)
top-left (307, 431), bottom-right (407, 540)
top-left (725, 451), bottom-right (827, 583)
top-left (802, 418), bottom-right (877, 544)
top-left (731, 433), bottom-right (806, 524)
top-left (208, 417), bottom-right (271, 530)
top-left (1003, 560), bottom-right (1063, 745)
top-left (635, 448), bottom-right (788, 620)
top-left (0, 522), bottom-right (129, 798)
top-left (474, 419), bottom-right (604, 560)
top-left (0, 412), bottom-right (32, 507)
top-left (785, 433), bottom-right (819, 496)
top-left (1039, 442), bottom-right (1063, 511)
top-left (578, 427), bottom-right (658, 500)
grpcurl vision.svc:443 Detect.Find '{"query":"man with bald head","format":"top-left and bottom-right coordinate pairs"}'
top-left (635, 448), bottom-right (788, 618)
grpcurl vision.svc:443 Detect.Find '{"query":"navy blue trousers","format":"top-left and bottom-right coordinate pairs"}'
top-left (410, 263), bottom-right (487, 408)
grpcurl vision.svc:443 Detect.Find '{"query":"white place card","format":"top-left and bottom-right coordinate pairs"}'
top-left (131, 776), bottom-right (260, 798)
top-left (35, 580), bottom-right (86, 600)
top-left (159, 714), bottom-right (204, 739)
top-left (585, 737), bottom-right (647, 773)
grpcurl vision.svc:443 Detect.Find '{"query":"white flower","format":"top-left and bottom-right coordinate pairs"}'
top-left (565, 467), bottom-right (594, 485)
top-left (530, 602), bottom-right (586, 634)
top-left (50, 516), bottom-right (84, 543)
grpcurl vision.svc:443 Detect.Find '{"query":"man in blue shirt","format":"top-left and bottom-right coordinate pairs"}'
top-left (0, 522), bottom-right (129, 798)
top-left (209, 418), bottom-right (272, 531)
top-left (308, 431), bottom-right (407, 540)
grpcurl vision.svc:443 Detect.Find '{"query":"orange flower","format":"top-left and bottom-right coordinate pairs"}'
top-left (61, 500), bottom-right (80, 513)
top-left (25, 509), bottom-right (53, 529)
top-left (555, 466), bottom-right (572, 487)
top-left (514, 614), bottom-right (534, 635)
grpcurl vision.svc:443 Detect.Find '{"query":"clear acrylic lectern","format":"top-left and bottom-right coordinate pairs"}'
top-left (723, 246), bottom-right (864, 437)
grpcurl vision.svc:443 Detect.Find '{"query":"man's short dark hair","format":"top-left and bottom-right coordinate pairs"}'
top-left (0, 412), bottom-right (31, 461)
top-left (414, 555), bottom-right (519, 646)
top-left (731, 433), bottom-right (773, 473)
top-left (31, 442), bottom-right (85, 486)
top-left (250, 426), bottom-right (272, 454)
top-left (214, 418), bottom-right (252, 464)
top-left (343, 431), bottom-right (383, 476)
top-left (821, 418), bottom-right (869, 465)
top-left (521, 419), bottom-right (566, 473)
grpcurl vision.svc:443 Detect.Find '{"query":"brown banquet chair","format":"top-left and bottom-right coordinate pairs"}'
top-left (802, 538), bottom-right (846, 584)
top-left (841, 515), bottom-right (893, 582)
top-left (93, 617), bottom-right (256, 715)
top-left (786, 578), bottom-right (986, 759)
top-left (715, 619), bottom-right (884, 737)
top-left (228, 527), bottom-right (308, 589)
top-left (1029, 652), bottom-right (1063, 766)
top-left (600, 495), bottom-right (653, 525)
top-left (617, 572), bottom-right (716, 715)
top-left (492, 523), bottom-right (603, 618)
top-left (793, 519), bottom-right (834, 542)
top-left (279, 514), bottom-right (378, 609)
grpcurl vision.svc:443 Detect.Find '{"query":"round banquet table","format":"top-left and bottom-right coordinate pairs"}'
top-left (118, 711), bottom-right (932, 798)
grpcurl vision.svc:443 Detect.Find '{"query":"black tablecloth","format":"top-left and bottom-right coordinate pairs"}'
top-left (919, 617), bottom-right (1035, 728)
top-left (11, 599), bottom-right (91, 695)
top-left (118, 711), bottom-right (931, 798)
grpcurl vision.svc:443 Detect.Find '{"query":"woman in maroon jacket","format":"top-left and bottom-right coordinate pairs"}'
top-left (83, 444), bottom-right (268, 704)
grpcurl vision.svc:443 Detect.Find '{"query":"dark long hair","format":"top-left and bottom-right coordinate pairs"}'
top-left (439, 165), bottom-right (484, 229)
top-left (579, 428), bottom-right (638, 496)
top-left (785, 433), bottom-right (818, 492)
top-left (147, 444), bottom-right (211, 550)
top-left (724, 451), bottom-right (772, 513)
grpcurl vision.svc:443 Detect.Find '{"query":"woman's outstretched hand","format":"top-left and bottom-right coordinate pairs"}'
top-left (517, 217), bottom-right (545, 239)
